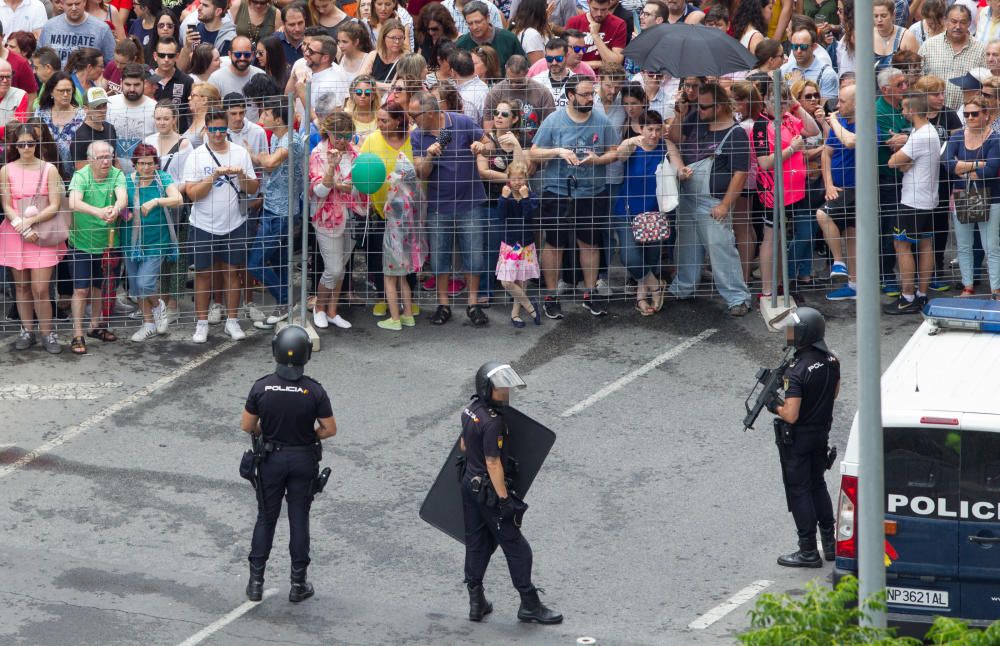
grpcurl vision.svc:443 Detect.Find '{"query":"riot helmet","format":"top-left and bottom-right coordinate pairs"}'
top-left (775, 307), bottom-right (829, 353)
top-left (474, 362), bottom-right (526, 408)
top-left (272, 325), bottom-right (312, 380)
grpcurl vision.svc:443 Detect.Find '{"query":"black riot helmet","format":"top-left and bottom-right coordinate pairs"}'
top-left (474, 361), bottom-right (527, 408)
top-left (272, 325), bottom-right (312, 380)
top-left (776, 307), bottom-right (829, 353)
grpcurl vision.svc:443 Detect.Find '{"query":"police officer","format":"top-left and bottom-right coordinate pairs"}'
top-left (459, 362), bottom-right (563, 625)
top-left (240, 325), bottom-right (337, 602)
top-left (770, 307), bottom-right (840, 568)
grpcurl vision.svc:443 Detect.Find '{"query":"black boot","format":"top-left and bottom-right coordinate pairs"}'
top-left (246, 563), bottom-right (265, 602)
top-left (517, 588), bottom-right (563, 624)
top-left (777, 538), bottom-right (824, 568)
top-left (819, 527), bottom-right (836, 562)
top-left (288, 567), bottom-right (314, 602)
top-left (467, 583), bottom-right (493, 622)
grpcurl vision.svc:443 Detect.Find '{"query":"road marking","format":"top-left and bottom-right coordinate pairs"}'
top-left (0, 382), bottom-right (123, 400)
top-left (688, 580), bottom-right (773, 630)
top-left (560, 328), bottom-right (718, 417)
top-left (176, 588), bottom-right (277, 646)
top-left (0, 342), bottom-right (237, 479)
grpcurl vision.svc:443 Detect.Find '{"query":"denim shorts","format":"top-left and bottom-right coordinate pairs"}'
top-left (428, 204), bottom-right (488, 275)
top-left (68, 247), bottom-right (106, 291)
top-left (190, 221), bottom-right (249, 270)
top-left (125, 256), bottom-right (164, 297)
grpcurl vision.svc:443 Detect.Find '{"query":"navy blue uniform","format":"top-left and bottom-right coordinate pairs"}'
top-left (460, 396), bottom-right (534, 593)
top-left (245, 373), bottom-right (332, 570)
top-left (782, 348), bottom-right (839, 541)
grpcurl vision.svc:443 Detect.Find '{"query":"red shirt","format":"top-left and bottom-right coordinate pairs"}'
top-left (565, 13), bottom-right (627, 63)
top-left (5, 50), bottom-right (37, 95)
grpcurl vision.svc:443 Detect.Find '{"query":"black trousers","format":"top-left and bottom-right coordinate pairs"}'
top-left (782, 429), bottom-right (835, 541)
top-left (462, 478), bottom-right (533, 593)
top-left (249, 449), bottom-right (318, 570)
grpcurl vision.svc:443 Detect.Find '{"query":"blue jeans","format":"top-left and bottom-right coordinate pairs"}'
top-left (247, 211), bottom-right (288, 306)
top-left (788, 203), bottom-right (818, 280)
top-left (953, 204), bottom-right (1000, 291)
top-left (615, 218), bottom-right (662, 282)
top-left (429, 204), bottom-right (487, 276)
top-left (125, 256), bottom-right (164, 298)
top-left (479, 204), bottom-right (503, 299)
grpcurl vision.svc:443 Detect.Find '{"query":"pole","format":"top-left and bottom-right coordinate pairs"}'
top-left (770, 70), bottom-right (789, 309)
top-left (853, 0), bottom-right (886, 628)
top-left (286, 91), bottom-right (295, 318)
top-left (300, 83), bottom-right (311, 323)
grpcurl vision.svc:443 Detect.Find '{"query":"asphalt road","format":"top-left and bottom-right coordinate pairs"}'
top-left (0, 293), bottom-right (921, 646)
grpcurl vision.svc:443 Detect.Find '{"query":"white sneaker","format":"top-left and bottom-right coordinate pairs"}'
top-left (153, 299), bottom-right (168, 335)
top-left (245, 302), bottom-right (267, 323)
top-left (331, 314), bottom-right (352, 329)
top-left (265, 308), bottom-right (289, 326)
top-left (207, 303), bottom-right (224, 324)
top-left (595, 278), bottom-right (610, 296)
top-left (557, 279), bottom-right (572, 295)
top-left (225, 318), bottom-right (246, 340)
top-left (192, 321), bottom-right (209, 343)
top-left (313, 310), bottom-right (329, 329)
top-left (165, 305), bottom-right (179, 324)
top-left (131, 324), bottom-right (157, 342)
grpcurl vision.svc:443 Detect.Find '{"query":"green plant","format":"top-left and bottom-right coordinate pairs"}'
top-left (924, 617), bottom-right (1000, 645)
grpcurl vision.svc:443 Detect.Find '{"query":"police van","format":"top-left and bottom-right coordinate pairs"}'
top-left (834, 299), bottom-right (1000, 634)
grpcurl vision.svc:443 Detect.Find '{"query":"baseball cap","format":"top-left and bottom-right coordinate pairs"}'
top-left (85, 87), bottom-right (109, 107)
top-left (950, 67), bottom-right (992, 90)
top-left (144, 65), bottom-right (161, 83)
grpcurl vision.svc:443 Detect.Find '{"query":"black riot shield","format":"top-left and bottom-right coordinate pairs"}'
top-left (419, 406), bottom-right (557, 544)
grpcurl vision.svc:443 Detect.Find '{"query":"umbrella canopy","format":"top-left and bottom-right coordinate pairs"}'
top-left (623, 23), bottom-right (757, 78)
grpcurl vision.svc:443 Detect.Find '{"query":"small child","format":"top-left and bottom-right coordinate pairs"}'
top-left (496, 161), bottom-right (541, 327)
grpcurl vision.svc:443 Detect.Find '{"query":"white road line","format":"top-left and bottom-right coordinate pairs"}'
top-left (688, 580), bottom-right (773, 630)
top-left (559, 328), bottom-right (718, 418)
top-left (0, 382), bottom-right (123, 400)
top-left (0, 342), bottom-right (237, 480)
top-left (176, 589), bottom-right (277, 646)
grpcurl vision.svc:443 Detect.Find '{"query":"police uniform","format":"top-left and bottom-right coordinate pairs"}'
top-left (780, 346), bottom-right (839, 561)
top-left (244, 372), bottom-right (331, 588)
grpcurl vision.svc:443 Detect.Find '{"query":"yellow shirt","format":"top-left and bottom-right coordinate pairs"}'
top-left (358, 130), bottom-right (413, 217)
top-left (768, 0), bottom-right (783, 38)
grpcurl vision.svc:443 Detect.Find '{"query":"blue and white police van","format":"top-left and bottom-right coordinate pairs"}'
top-left (834, 299), bottom-right (1000, 635)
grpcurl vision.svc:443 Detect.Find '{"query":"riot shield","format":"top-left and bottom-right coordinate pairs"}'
top-left (419, 406), bottom-right (557, 544)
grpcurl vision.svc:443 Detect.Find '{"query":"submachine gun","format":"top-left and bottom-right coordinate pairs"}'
top-left (742, 348), bottom-right (793, 432)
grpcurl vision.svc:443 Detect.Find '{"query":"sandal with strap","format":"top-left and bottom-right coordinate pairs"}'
top-left (467, 305), bottom-right (489, 327)
top-left (70, 335), bottom-right (87, 354)
top-left (87, 328), bottom-right (118, 342)
top-left (430, 304), bottom-right (452, 325)
top-left (511, 315), bottom-right (526, 328)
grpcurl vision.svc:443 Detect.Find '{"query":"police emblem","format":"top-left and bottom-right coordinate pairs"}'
top-left (497, 436), bottom-right (503, 449)
top-left (783, 377), bottom-right (789, 391)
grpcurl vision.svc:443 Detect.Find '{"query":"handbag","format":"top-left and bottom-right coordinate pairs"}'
top-left (18, 162), bottom-right (69, 247)
top-left (955, 181), bottom-right (990, 224)
top-left (631, 211), bottom-right (671, 243)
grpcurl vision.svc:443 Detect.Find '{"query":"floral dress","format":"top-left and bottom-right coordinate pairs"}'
top-left (381, 159), bottom-right (427, 276)
top-left (38, 107), bottom-right (86, 180)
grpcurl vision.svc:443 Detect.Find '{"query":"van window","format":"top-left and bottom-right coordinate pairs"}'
top-left (885, 427), bottom-right (961, 517)
top-left (961, 431), bottom-right (1000, 519)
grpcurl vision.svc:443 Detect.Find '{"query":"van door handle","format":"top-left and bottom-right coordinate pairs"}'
top-left (968, 535), bottom-right (1000, 544)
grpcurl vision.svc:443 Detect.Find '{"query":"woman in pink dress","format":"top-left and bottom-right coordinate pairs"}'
top-left (0, 123), bottom-right (68, 353)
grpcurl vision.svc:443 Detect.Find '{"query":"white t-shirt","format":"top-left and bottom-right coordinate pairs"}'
top-left (207, 64), bottom-right (264, 100)
top-left (228, 120), bottom-right (268, 155)
top-left (517, 27), bottom-right (545, 54)
top-left (106, 94), bottom-right (157, 174)
top-left (535, 70), bottom-right (574, 108)
top-left (311, 63), bottom-right (350, 111)
top-left (0, 0), bottom-right (47, 41)
top-left (900, 123), bottom-right (941, 210)
top-left (182, 142), bottom-right (256, 235)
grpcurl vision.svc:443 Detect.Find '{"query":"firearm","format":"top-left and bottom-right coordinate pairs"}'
top-left (742, 348), bottom-right (793, 431)
top-left (312, 467), bottom-right (332, 495)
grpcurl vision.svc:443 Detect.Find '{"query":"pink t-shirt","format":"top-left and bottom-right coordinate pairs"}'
top-left (752, 112), bottom-right (806, 208)
top-left (527, 60), bottom-right (596, 79)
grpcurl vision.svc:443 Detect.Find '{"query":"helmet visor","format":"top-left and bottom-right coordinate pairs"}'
top-left (486, 364), bottom-right (526, 390)
top-left (770, 308), bottom-right (801, 330)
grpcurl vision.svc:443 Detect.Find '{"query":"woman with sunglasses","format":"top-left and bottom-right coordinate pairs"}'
top-left (230, 0), bottom-right (282, 44)
top-left (255, 34), bottom-right (289, 89)
top-left (146, 12), bottom-right (180, 64)
top-left (37, 72), bottom-right (87, 182)
top-left (345, 74), bottom-right (381, 143)
top-left (129, 0), bottom-right (162, 54)
top-left (182, 82), bottom-right (222, 148)
top-left (943, 96), bottom-right (1000, 298)
top-left (189, 43), bottom-right (222, 84)
top-left (0, 124), bottom-right (68, 354)
top-left (414, 3), bottom-right (457, 71)
top-left (337, 22), bottom-right (375, 82)
top-left (791, 78), bottom-right (828, 289)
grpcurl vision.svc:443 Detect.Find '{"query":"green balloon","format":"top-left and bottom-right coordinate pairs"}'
top-left (352, 153), bottom-right (387, 195)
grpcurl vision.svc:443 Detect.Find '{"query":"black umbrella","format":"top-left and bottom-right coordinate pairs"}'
top-left (623, 23), bottom-right (757, 78)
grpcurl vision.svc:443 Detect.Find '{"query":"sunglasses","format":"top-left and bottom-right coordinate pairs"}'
top-left (965, 110), bottom-right (982, 117)
top-left (494, 109), bottom-right (512, 117)
top-left (427, 25), bottom-right (441, 32)
top-left (0, 75), bottom-right (12, 81)
top-left (354, 88), bottom-right (374, 96)
top-left (156, 51), bottom-right (177, 58)
top-left (232, 51), bottom-right (253, 59)
top-left (16, 141), bottom-right (36, 148)
top-left (697, 103), bottom-right (715, 110)
top-left (332, 132), bottom-right (353, 140)
top-left (789, 43), bottom-right (810, 51)
top-left (571, 45), bottom-right (586, 53)
top-left (206, 126), bottom-right (228, 133)
top-left (802, 93), bottom-right (819, 100)
top-left (545, 55), bottom-right (564, 63)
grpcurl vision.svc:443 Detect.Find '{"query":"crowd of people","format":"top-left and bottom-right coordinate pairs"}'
top-left (1, 0), bottom-right (998, 354)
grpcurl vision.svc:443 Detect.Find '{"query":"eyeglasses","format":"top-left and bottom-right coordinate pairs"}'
top-left (571, 45), bottom-right (586, 54)
top-left (0, 75), bottom-right (12, 81)
top-left (156, 21), bottom-right (174, 27)
top-left (494, 109), bottom-right (511, 117)
top-left (427, 25), bottom-right (441, 32)
top-left (156, 51), bottom-right (177, 59)
top-left (697, 103), bottom-right (715, 110)
top-left (135, 160), bottom-right (158, 166)
top-left (390, 86), bottom-right (405, 93)
top-left (304, 47), bottom-right (320, 57)
top-left (639, 10), bottom-right (655, 17)
top-left (206, 126), bottom-right (228, 133)
top-left (16, 141), bottom-right (36, 148)
top-left (545, 55), bottom-right (564, 63)
top-left (385, 34), bottom-right (404, 41)
top-left (965, 110), bottom-right (983, 117)
top-left (92, 154), bottom-right (113, 161)
top-left (572, 91), bottom-right (595, 98)
top-left (408, 111), bottom-right (426, 120)
top-left (232, 51), bottom-right (253, 59)
top-left (354, 88), bottom-right (374, 96)
top-left (802, 92), bottom-right (819, 100)
top-left (789, 43), bottom-right (810, 51)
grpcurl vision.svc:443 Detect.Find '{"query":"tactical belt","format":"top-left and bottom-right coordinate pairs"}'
top-left (272, 444), bottom-right (318, 452)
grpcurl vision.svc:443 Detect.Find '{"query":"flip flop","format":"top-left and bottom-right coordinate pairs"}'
top-left (635, 300), bottom-right (655, 317)
top-left (651, 282), bottom-right (666, 312)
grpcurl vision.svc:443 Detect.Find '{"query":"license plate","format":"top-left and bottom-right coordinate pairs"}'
top-left (886, 586), bottom-right (949, 609)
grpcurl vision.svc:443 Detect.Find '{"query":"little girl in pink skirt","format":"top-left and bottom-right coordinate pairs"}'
top-left (495, 162), bottom-right (541, 328)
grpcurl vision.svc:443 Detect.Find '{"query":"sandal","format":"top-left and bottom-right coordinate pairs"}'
top-left (430, 304), bottom-right (452, 325)
top-left (635, 300), bottom-right (655, 316)
top-left (70, 335), bottom-right (87, 354)
top-left (467, 305), bottom-right (489, 327)
top-left (511, 315), bottom-right (526, 328)
top-left (651, 282), bottom-right (666, 312)
top-left (960, 286), bottom-right (976, 297)
top-left (87, 328), bottom-right (118, 342)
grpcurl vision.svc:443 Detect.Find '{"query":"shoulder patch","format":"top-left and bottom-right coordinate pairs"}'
top-left (497, 436), bottom-right (503, 449)
top-left (783, 377), bottom-right (789, 391)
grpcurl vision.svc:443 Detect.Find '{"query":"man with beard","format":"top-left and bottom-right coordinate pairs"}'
top-left (565, 0), bottom-right (626, 72)
top-left (179, 0), bottom-right (237, 68)
top-left (533, 38), bottom-right (575, 109)
top-left (208, 36), bottom-right (264, 102)
top-left (107, 63), bottom-right (157, 174)
top-left (529, 77), bottom-right (620, 319)
top-left (299, 34), bottom-right (348, 118)
top-left (152, 38), bottom-right (194, 132)
top-left (277, 2), bottom-right (307, 66)
top-left (527, 29), bottom-right (596, 80)
top-left (482, 55), bottom-right (555, 145)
